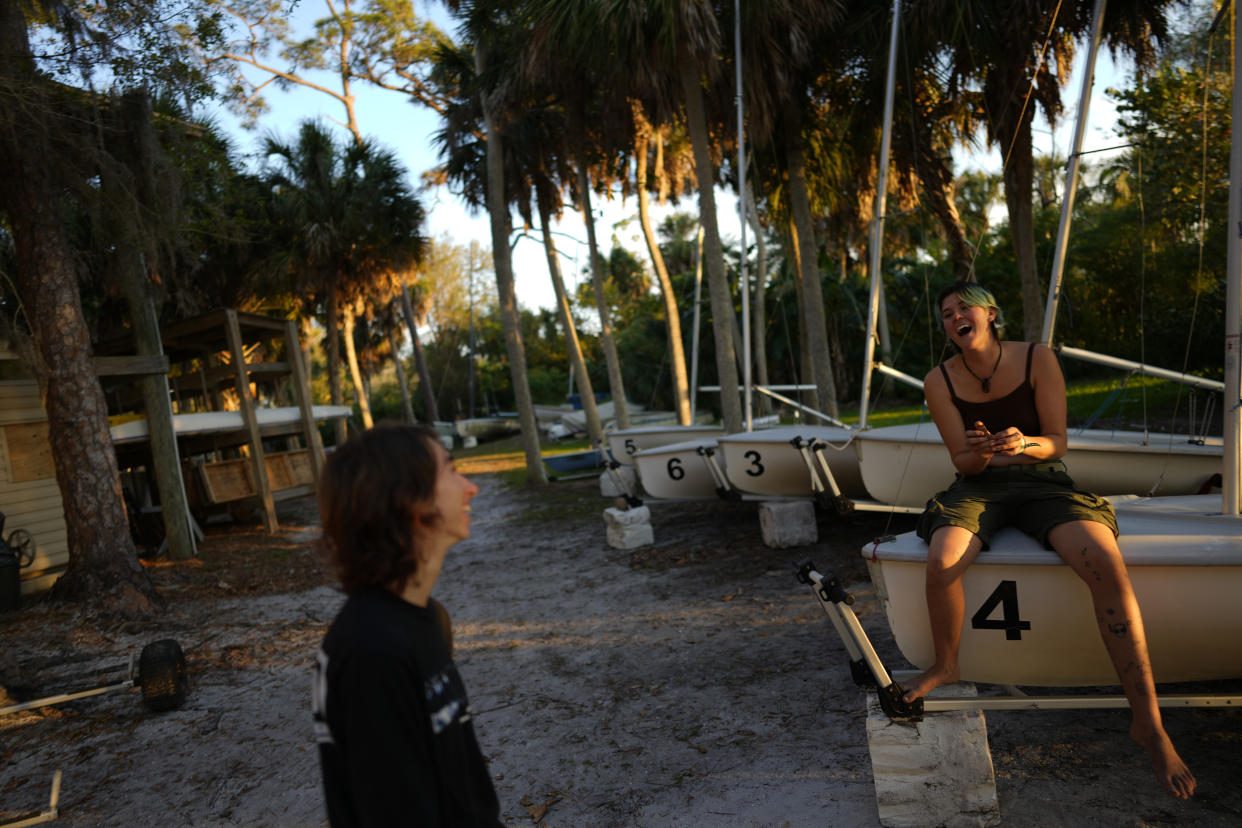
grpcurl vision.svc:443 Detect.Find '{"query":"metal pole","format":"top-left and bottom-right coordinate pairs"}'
top-left (690, 225), bottom-right (704, 422)
top-left (467, 249), bottom-right (476, 419)
top-left (1041, 0), bottom-right (1107, 345)
top-left (735, 0), bottom-right (752, 431)
top-left (858, 0), bottom-right (900, 429)
top-left (1225, 0), bottom-right (1241, 514)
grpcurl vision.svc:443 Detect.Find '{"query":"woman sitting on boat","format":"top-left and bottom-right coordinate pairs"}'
top-left (905, 280), bottom-right (1196, 800)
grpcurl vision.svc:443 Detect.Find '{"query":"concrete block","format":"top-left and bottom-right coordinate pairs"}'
top-left (758, 500), bottom-right (817, 548)
top-left (462, 435), bottom-right (478, 449)
top-left (866, 683), bottom-right (1000, 827)
top-left (604, 506), bottom-right (653, 549)
top-left (600, 466), bottom-right (638, 497)
top-left (438, 435), bottom-right (455, 451)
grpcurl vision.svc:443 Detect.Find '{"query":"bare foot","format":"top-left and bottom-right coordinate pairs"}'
top-left (901, 662), bottom-right (959, 703)
top-left (1132, 723), bottom-right (1197, 799)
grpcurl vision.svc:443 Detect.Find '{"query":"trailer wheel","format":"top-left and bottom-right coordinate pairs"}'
top-left (8, 529), bottom-right (34, 568)
top-left (137, 639), bottom-right (188, 712)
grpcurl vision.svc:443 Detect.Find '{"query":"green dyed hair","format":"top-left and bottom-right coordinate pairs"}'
top-left (936, 280), bottom-right (1004, 339)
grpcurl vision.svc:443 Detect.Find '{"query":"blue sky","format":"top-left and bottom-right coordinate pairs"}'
top-left (206, 1), bottom-right (1126, 314)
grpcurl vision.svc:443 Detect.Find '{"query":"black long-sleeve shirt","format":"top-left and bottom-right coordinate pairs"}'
top-left (313, 587), bottom-right (501, 827)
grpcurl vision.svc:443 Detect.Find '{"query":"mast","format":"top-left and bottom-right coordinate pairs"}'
top-left (1041, 0), bottom-right (1107, 345)
top-left (858, 0), bottom-right (901, 429)
top-left (1225, 0), bottom-right (1242, 514)
top-left (735, 0), bottom-right (752, 430)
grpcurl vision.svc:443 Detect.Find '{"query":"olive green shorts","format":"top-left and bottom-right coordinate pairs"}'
top-left (915, 461), bottom-right (1118, 550)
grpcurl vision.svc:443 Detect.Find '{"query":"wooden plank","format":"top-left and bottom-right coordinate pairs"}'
top-left (93, 354), bottom-right (170, 377)
top-left (198, 458), bottom-right (256, 503)
top-left (285, 319), bottom-right (326, 484)
top-left (20, 570), bottom-right (65, 597)
top-left (272, 484), bottom-right (315, 502)
top-left (225, 309), bottom-right (278, 531)
top-left (5, 422), bottom-right (56, 483)
top-left (0, 381), bottom-right (48, 427)
top-left (0, 477), bottom-right (62, 508)
top-left (200, 361), bottom-right (289, 388)
top-left (234, 311), bottom-right (289, 333)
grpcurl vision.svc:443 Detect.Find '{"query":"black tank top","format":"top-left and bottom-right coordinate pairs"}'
top-left (939, 343), bottom-right (1042, 437)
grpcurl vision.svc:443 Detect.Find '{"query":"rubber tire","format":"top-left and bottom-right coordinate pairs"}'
top-left (137, 639), bottom-right (188, 712)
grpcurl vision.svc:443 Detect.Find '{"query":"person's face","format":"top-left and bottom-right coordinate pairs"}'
top-left (940, 294), bottom-right (996, 349)
top-left (428, 442), bottom-right (480, 544)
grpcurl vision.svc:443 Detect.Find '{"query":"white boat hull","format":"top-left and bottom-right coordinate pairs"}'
top-left (454, 416), bottom-right (520, 441)
top-left (632, 438), bottom-right (723, 500)
top-left (866, 502), bottom-right (1242, 686)
top-left (856, 423), bottom-right (1222, 508)
top-left (607, 425), bottom-right (724, 467)
top-left (716, 425), bottom-right (865, 499)
top-left (110, 405), bottom-right (352, 445)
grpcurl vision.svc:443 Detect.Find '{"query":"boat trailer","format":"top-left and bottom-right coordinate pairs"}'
top-left (794, 559), bottom-right (1242, 721)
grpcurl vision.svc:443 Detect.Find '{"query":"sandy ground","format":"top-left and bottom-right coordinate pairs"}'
top-left (2, 472), bottom-right (1241, 827)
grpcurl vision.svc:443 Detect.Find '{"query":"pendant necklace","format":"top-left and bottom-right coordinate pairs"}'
top-left (961, 341), bottom-right (1003, 393)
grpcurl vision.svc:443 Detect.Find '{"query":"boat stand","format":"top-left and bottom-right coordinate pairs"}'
top-left (793, 560), bottom-right (1242, 720)
top-left (791, 437), bottom-right (854, 516)
top-left (600, 451), bottom-right (643, 509)
top-left (696, 444), bottom-right (741, 502)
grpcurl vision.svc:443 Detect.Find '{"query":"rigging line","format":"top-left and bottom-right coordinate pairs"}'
top-left (1175, 21), bottom-right (1221, 435)
top-left (998, 0), bottom-right (1069, 185)
top-left (1138, 146), bottom-right (1149, 438)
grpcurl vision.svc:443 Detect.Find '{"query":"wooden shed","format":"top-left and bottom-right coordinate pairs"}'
top-left (0, 353), bottom-right (69, 596)
top-left (2, 309), bottom-right (347, 597)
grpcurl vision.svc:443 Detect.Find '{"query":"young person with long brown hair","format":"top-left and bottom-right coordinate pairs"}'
top-left (311, 424), bottom-right (501, 825)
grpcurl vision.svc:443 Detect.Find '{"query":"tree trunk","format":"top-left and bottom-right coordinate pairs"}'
top-left (477, 44), bottom-right (546, 484)
top-left (537, 197), bottom-right (603, 443)
top-left (917, 147), bottom-right (974, 282)
top-left (991, 81), bottom-right (1042, 340)
top-left (577, 161), bottom-right (632, 430)
top-left (325, 287), bottom-right (348, 445)
top-left (386, 315), bottom-right (416, 424)
top-left (635, 129), bottom-right (691, 426)
top-left (117, 251), bottom-right (195, 562)
top-left (680, 59), bottom-right (742, 433)
top-left (786, 124), bottom-right (839, 420)
top-left (743, 183), bottom-right (770, 415)
top-left (342, 308), bottom-right (374, 429)
top-left (299, 315), bottom-right (315, 400)
top-left (786, 218), bottom-right (814, 409)
top-left (1003, 131), bottom-right (1042, 341)
top-left (398, 287), bottom-right (440, 423)
top-left (0, 5), bottom-right (158, 615)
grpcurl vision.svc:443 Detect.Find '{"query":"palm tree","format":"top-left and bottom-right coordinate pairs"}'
top-left (432, 22), bottom-right (606, 452)
top-left (727, 0), bottom-right (846, 419)
top-left (528, 0), bottom-right (744, 432)
top-left (398, 281), bottom-right (442, 423)
top-left (262, 121), bottom-right (425, 435)
top-left (921, 0), bottom-right (1176, 338)
top-left (441, 1), bottom-right (548, 481)
top-left (632, 104), bottom-right (693, 425)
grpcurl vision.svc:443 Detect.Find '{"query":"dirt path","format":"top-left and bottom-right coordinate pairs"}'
top-left (2, 474), bottom-right (1240, 826)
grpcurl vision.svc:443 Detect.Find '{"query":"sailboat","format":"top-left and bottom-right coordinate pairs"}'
top-left (802, 0), bottom-right (1242, 712)
top-left (855, 422), bottom-right (1223, 509)
top-left (629, 437), bottom-right (726, 500)
top-left (849, 0), bottom-right (1225, 511)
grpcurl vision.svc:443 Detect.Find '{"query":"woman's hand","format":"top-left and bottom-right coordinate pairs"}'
top-left (966, 421), bottom-right (996, 461)
top-left (988, 426), bottom-right (1030, 456)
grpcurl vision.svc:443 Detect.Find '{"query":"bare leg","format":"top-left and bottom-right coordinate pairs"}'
top-left (1048, 520), bottom-right (1196, 799)
top-left (902, 526), bottom-right (983, 702)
